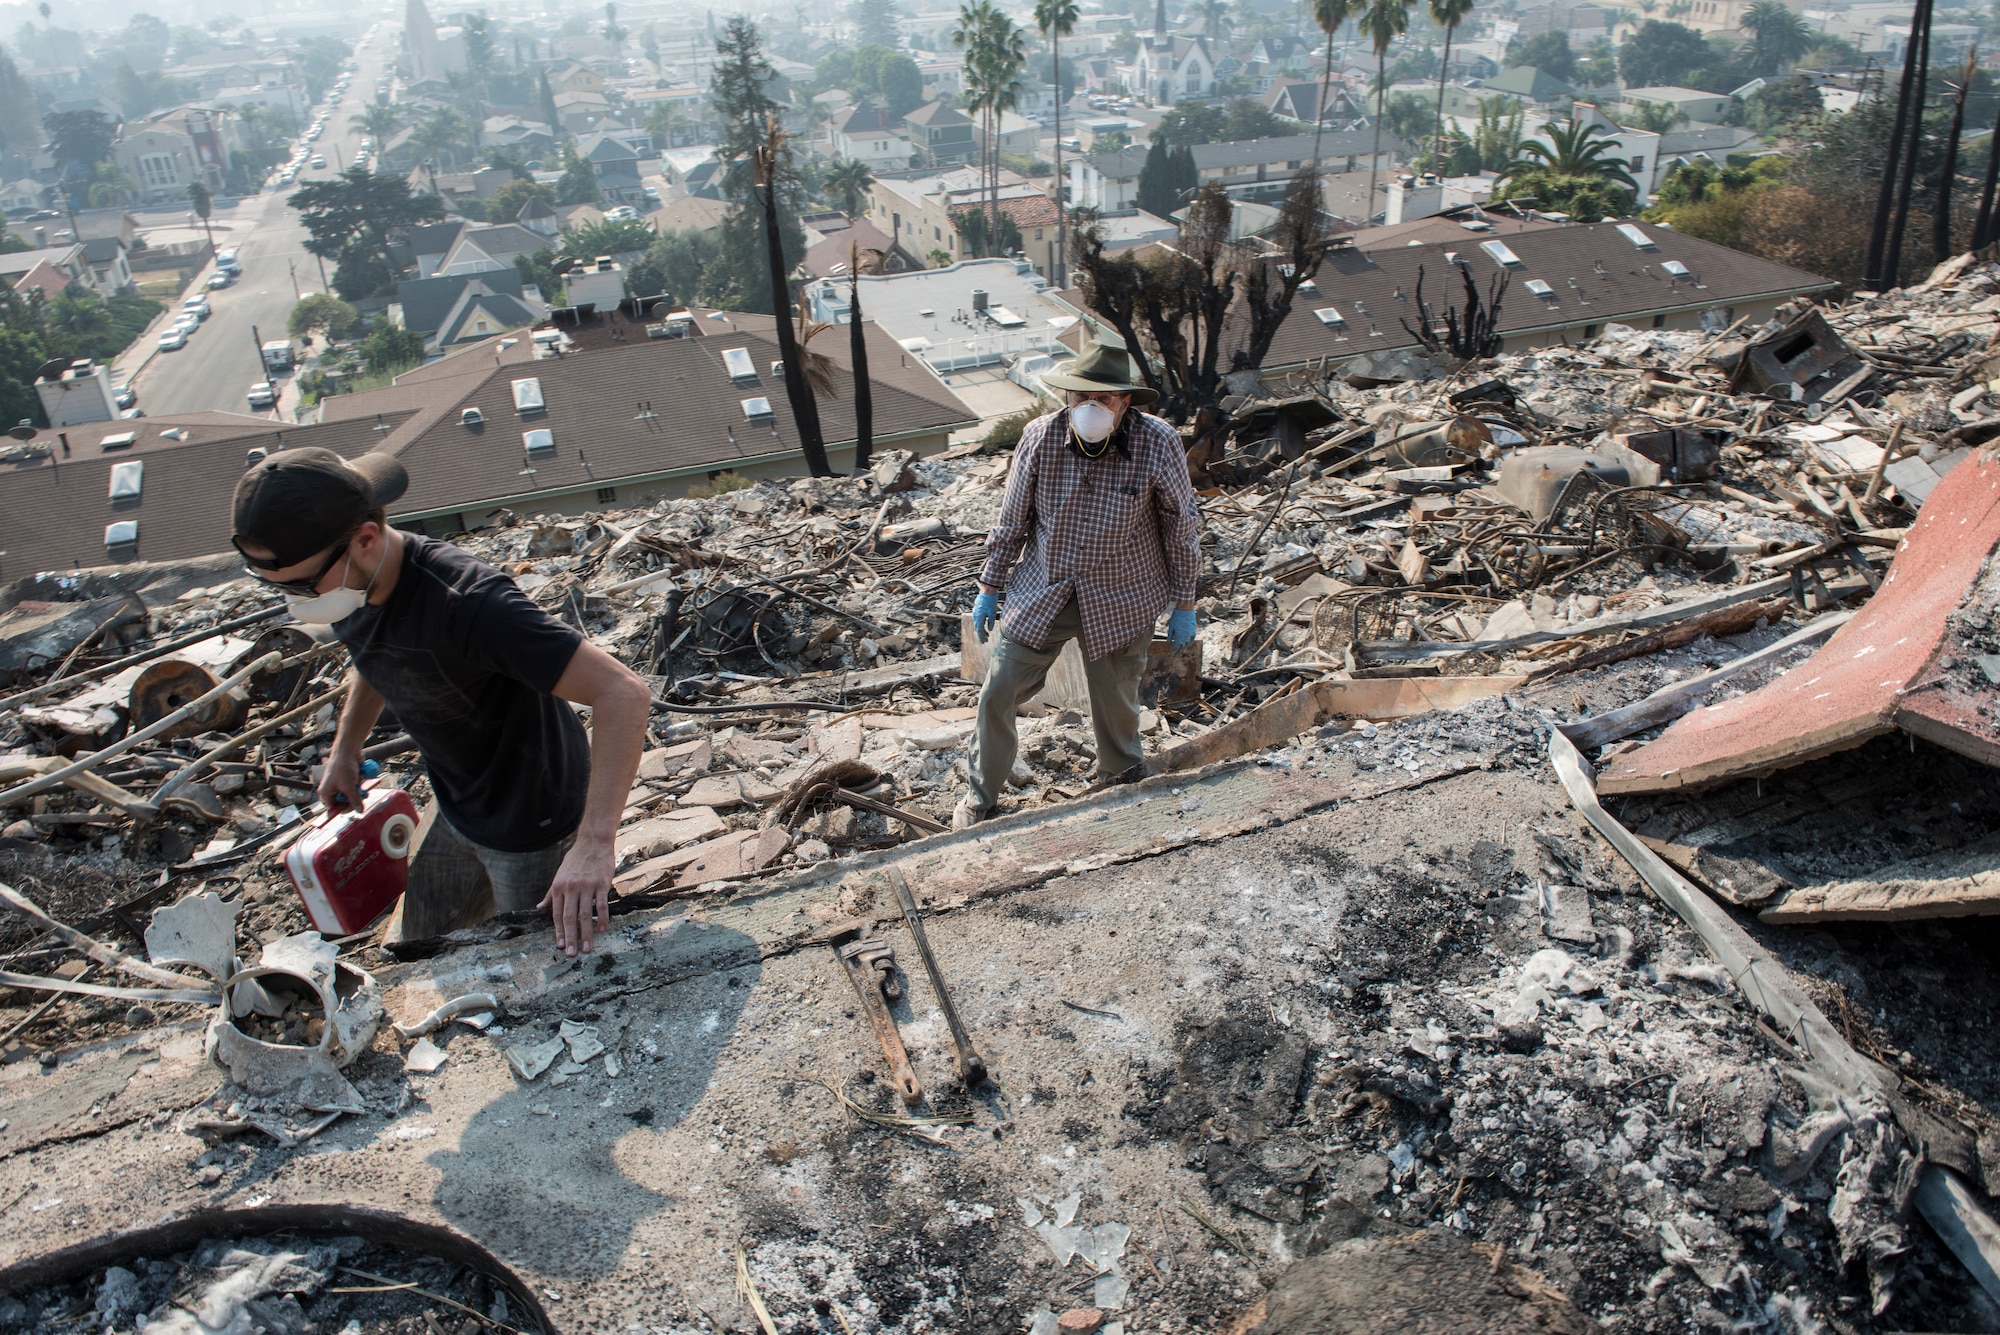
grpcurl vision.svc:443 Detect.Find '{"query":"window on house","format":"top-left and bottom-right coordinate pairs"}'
top-left (1653, 313), bottom-right (1668, 328)
top-left (1630, 156), bottom-right (1645, 171)
top-left (597, 487), bottom-right (618, 503)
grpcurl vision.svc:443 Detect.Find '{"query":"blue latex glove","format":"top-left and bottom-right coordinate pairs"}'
top-left (1167, 607), bottom-right (1197, 649)
top-left (973, 592), bottom-right (1000, 644)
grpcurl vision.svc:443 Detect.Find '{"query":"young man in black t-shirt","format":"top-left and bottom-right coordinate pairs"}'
top-left (230, 448), bottom-right (651, 956)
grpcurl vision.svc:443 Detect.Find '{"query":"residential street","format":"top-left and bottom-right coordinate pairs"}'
top-left (119, 38), bottom-right (393, 420)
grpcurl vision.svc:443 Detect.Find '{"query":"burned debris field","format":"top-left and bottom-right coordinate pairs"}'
top-left (3, 262), bottom-right (2000, 1334)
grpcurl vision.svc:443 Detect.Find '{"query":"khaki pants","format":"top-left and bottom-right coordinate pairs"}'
top-left (966, 597), bottom-right (1147, 813)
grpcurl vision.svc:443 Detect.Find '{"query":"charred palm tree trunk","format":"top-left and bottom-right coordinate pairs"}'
top-left (1885, 0), bottom-right (1934, 287)
top-left (1935, 47), bottom-right (1977, 261)
top-left (1973, 96), bottom-right (2000, 249)
top-left (848, 245), bottom-right (874, 473)
top-left (758, 121), bottom-right (833, 477)
top-left (1866, 0), bottom-right (1929, 288)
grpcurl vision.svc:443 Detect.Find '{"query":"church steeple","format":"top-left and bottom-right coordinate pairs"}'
top-left (1154, 0), bottom-right (1166, 35)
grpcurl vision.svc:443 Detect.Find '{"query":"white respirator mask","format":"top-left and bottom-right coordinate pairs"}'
top-left (284, 554), bottom-right (376, 625)
top-left (1070, 400), bottom-right (1117, 444)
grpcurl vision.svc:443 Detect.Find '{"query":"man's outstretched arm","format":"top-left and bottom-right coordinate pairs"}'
top-left (544, 641), bottom-right (653, 956)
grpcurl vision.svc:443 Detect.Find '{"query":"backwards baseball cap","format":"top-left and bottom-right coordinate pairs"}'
top-left (231, 448), bottom-right (408, 570)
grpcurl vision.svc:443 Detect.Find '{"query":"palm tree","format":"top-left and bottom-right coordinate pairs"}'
top-left (603, 2), bottom-right (629, 55)
top-left (1036, 0), bottom-right (1080, 282)
top-left (414, 108), bottom-right (470, 168)
top-left (1310, 0), bottom-right (1356, 176)
top-left (187, 180), bottom-right (214, 254)
top-left (1496, 116), bottom-right (1639, 188)
top-left (824, 157), bottom-right (876, 216)
top-left (1195, 0), bottom-right (1233, 40)
top-left (645, 101), bottom-right (689, 149)
top-left (1427, 0), bottom-right (1474, 176)
top-left (350, 103), bottom-right (407, 143)
top-left (842, 240), bottom-right (884, 471)
top-left (954, 1), bottom-right (1025, 257)
top-left (1740, 0), bottom-right (1809, 73)
top-left (1358, 0), bottom-right (1410, 219)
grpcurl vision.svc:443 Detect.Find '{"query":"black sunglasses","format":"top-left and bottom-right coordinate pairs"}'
top-left (240, 539), bottom-right (349, 595)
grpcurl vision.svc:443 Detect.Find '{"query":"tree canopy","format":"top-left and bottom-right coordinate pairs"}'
top-left (560, 217), bottom-right (657, 258)
top-left (1619, 21), bottom-right (1711, 89)
top-left (1504, 30), bottom-right (1575, 80)
top-left (288, 169), bottom-right (446, 300)
top-left (813, 44), bottom-right (925, 115)
top-left (1155, 97), bottom-right (1299, 145)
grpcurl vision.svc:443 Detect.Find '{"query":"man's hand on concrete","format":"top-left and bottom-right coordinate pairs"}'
top-left (1167, 607), bottom-right (1197, 650)
top-left (317, 749), bottom-right (366, 813)
top-left (973, 591), bottom-right (1000, 643)
top-left (540, 834), bottom-right (613, 956)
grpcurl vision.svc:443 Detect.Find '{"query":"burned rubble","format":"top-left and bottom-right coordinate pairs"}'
top-left (1, 258), bottom-right (2000, 1334)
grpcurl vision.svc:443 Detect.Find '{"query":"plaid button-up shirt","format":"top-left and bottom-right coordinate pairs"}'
top-left (979, 406), bottom-right (1201, 661)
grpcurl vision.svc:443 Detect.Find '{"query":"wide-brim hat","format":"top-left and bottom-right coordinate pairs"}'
top-left (1042, 333), bottom-right (1159, 407)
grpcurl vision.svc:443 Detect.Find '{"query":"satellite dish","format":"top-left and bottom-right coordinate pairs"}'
top-left (35, 358), bottom-right (69, 381)
top-left (8, 419), bottom-right (36, 441)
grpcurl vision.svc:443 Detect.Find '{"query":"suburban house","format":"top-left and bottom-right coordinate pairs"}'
top-left (1479, 66), bottom-right (1577, 107)
top-left (546, 60), bottom-right (606, 96)
top-left (1515, 2), bottom-right (1613, 37)
top-left (552, 90), bottom-right (618, 134)
top-left (396, 267), bottom-right (545, 339)
top-left (576, 133), bottom-right (646, 205)
top-left (1619, 86), bottom-right (1738, 126)
top-left (827, 104), bottom-right (913, 169)
top-left (78, 236), bottom-right (134, 295)
top-left (0, 243), bottom-right (95, 296)
top-left (1262, 77), bottom-right (1366, 127)
top-left (1069, 132), bottom-right (1399, 214)
top-left (0, 180), bottom-right (46, 214)
top-left (902, 100), bottom-right (978, 168)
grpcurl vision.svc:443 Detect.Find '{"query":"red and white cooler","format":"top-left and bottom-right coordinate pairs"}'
top-left (283, 787), bottom-right (421, 935)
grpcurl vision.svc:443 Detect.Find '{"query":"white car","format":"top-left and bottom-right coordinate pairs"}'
top-left (157, 327), bottom-right (187, 351)
top-left (359, 137), bottom-right (373, 150)
top-left (311, 154), bottom-right (326, 168)
top-left (278, 169), bottom-right (295, 184)
top-left (207, 271), bottom-right (232, 289)
top-left (246, 382), bottom-right (277, 409)
top-left (181, 295), bottom-right (210, 319)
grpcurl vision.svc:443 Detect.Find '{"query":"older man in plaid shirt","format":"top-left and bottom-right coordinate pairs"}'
top-left (956, 334), bottom-right (1202, 829)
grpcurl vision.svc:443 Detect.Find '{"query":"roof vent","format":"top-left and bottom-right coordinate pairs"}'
top-left (108, 459), bottom-right (142, 501)
top-left (511, 377), bottom-right (545, 414)
top-left (100, 430), bottom-right (137, 451)
top-left (1616, 222), bottom-right (1659, 250)
top-left (523, 427), bottom-right (555, 455)
top-left (461, 407), bottom-right (485, 427)
top-left (741, 396), bottom-right (774, 420)
top-left (246, 447), bottom-right (268, 466)
top-left (1523, 278), bottom-right (1556, 298)
top-left (1313, 307), bottom-right (1346, 327)
top-left (1460, 220), bottom-right (1494, 232)
top-left (1296, 278), bottom-right (1317, 293)
top-left (104, 519), bottom-right (138, 549)
top-left (596, 255), bottom-right (613, 271)
top-left (722, 347), bottom-right (757, 381)
top-left (1444, 250), bottom-right (1462, 266)
top-left (1479, 239), bottom-right (1525, 267)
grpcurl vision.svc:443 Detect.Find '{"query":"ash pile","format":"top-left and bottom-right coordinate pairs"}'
top-left (2, 253), bottom-right (2000, 1334)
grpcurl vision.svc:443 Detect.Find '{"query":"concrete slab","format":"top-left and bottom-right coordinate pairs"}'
top-left (1599, 455), bottom-right (2000, 794)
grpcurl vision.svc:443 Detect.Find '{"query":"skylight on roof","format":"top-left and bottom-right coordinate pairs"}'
top-left (108, 459), bottom-right (142, 501)
top-left (100, 430), bottom-right (136, 451)
top-left (1479, 239), bottom-right (1525, 267)
top-left (742, 396), bottom-right (774, 419)
top-left (723, 347), bottom-right (757, 381)
top-left (1523, 278), bottom-right (1556, 297)
top-left (1314, 307), bottom-right (1346, 327)
top-left (511, 377), bottom-right (545, 414)
top-left (1616, 223), bottom-right (1659, 250)
top-left (1661, 259), bottom-right (1693, 278)
top-left (522, 427), bottom-right (554, 454)
top-left (104, 520), bottom-right (137, 548)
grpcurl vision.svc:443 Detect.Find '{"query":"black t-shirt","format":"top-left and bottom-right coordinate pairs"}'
top-left (333, 534), bottom-right (589, 852)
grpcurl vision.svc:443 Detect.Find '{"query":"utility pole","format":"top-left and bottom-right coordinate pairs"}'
top-left (252, 323), bottom-right (268, 380)
top-left (313, 252), bottom-right (328, 290)
top-left (287, 259), bottom-right (300, 300)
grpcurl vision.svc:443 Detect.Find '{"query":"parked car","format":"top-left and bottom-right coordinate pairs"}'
top-left (207, 271), bottom-right (233, 289)
top-left (246, 382), bottom-right (277, 409)
top-left (311, 155), bottom-right (326, 168)
top-left (112, 384), bottom-right (136, 409)
top-left (171, 313), bottom-right (199, 334)
top-left (181, 294), bottom-right (210, 320)
top-left (157, 328), bottom-right (187, 351)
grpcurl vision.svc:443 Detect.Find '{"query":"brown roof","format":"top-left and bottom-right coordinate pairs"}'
top-left (0, 412), bottom-right (421, 580)
top-left (0, 318), bottom-right (973, 578)
top-left (801, 217), bottom-right (898, 278)
top-left (1350, 212), bottom-right (1560, 251)
top-left (1252, 219), bottom-right (1835, 371)
top-left (386, 315), bottom-right (976, 519)
top-left (953, 195), bottom-right (1061, 230)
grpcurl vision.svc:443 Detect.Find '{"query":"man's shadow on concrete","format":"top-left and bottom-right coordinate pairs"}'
top-left (426, 921), bottom-right (761, 1279)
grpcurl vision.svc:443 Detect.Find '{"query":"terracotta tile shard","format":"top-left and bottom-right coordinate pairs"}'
top-left (1599, 457), bottom-right (2000, 795)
